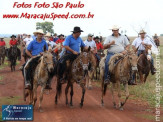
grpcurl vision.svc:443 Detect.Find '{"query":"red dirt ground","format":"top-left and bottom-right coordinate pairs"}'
top-left (0, 60), bottom-right (155, 122)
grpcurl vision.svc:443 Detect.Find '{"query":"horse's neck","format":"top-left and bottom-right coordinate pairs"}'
top-left (39, 58), bottom-right (46, 72)
top-left (122, 56), bottom-right (130, 70)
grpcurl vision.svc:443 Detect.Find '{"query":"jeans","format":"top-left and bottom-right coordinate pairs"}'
top-left (104, 52), bottom-right (114, 80)
top-left (95, 53), bottom-right (100, 62)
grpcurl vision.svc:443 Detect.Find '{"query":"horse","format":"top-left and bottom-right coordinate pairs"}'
top-left (24, 46), bottom-right (54, 112)
top-left (136, 45), bottom-right (153, 83)
top-left (55, 47), bottom-right (96, 107)
top-left (8, 45), bottom-right (18, 71)
top-left (154, 38), bottom-right (160, 47)
top-left (101, 50), bottom-right (138, 110)
top-left (0, 46), bottom-right (6, 65)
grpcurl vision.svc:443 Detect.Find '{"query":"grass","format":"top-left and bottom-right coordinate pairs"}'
top-left (134, 113), bottom-right (163, 121)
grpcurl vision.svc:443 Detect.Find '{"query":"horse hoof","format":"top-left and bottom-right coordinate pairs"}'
top-left (119, 107), bottom-right (124, 111)
top-left (101, 103), bottom-right (104, 107)
top-left (39, 107), bottom-right (44, 113)
top-left (55, 101), bottom-right (58, 105)
top-left (88, 86), bottom-right (92, 90)
top-left (80, 103), bottom-right (83, 108)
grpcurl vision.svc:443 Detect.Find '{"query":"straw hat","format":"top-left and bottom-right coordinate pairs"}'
top-left (110, 25), bottom-right (121, 30)
top-left (139, 30), bottom-right (146, 34)
top-left (44, 32), bottom-right (51, 37)
top-left (33, 29), bottom-right (44, 35)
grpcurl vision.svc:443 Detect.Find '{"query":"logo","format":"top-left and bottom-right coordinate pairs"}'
top-left (2, 105), bottom-right (33, 121)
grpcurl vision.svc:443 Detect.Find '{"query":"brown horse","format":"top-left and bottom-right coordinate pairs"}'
top-left (137, 45), bottom-right (152, 83)
top-left (55, 47), bottom-right (96, 107)
top-left (0, 46), bottom-right (6, 65)
top-left (101, 50), bottom-right (138, 110)
top-left (154, 38), bottom-right (160, 47)
top-left (24, 46), bottom-right (54, 112)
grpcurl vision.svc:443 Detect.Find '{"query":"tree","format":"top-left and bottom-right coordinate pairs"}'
top-left (36, 21), bottom-right (54, 34)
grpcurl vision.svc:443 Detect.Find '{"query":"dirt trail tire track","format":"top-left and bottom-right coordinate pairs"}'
top-left (0, 60), bottom-right (154, 122)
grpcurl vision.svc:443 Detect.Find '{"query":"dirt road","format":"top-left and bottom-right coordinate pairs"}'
top-left (0, 60), bottom-right (155, 122)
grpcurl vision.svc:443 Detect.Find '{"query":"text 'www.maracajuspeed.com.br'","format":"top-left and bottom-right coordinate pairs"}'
top-left (3, 12), bottom-right (94, 20)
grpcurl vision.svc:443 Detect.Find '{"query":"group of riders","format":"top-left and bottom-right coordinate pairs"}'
top-left (0, 25), bottom-right (157, 89)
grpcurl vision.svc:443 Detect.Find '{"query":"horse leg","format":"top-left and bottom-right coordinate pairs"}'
top-left (144, 74), bottom-right (149, 83)
top-left (29, 90), bottom-right (33, 105)
top-left (139, 71), bottom-right (144, 83)
top-left (117, 82), bottom-right (123, 110)
top-left (70, 83), bottom-right (74, 106)
top-left (65, 82), bottom-right (70, 105)
top-left (80, 84), bottom-right (86, 108)
top-left (101, 77), bottom-right (104, 106)
top-left (120, 83), bottom-right (129, 109)
top-left (32, 84), bottom-right (37, 107)
top-left (111, 83), bottom-right (116, 108)
top-left (39, 86), bottom-right (45, 112)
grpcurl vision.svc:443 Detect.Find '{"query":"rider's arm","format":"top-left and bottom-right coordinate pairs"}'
top-left (64, 46), bottom-right (76, 54)
top-left (26, 50), bottom-right (32, 58)
top-left (103, 42), bottom-right (114, 49)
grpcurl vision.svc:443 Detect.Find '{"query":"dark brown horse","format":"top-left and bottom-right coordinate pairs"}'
top-left (137, 45), bottom-right (152, 83)
top-left (8, 45), bottom-right (18, 71)
top-left (55, 47), bottom-right (96, 107)
top-left (0, 46), bottom-right (6, 65)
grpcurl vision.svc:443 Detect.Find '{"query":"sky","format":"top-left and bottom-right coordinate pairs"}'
top-left (0, 0), bottom-right (162, 37)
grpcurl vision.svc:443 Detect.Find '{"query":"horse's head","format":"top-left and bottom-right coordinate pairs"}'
top-left (127, 50), bottom-right (138, 72)
top-left (145, 45), bottom-right (152, 61)
top-left (42, 45), bottom-right (54, 73)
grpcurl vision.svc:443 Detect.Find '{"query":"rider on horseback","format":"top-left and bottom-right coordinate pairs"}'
top-left (0, 37), bottom-right (6, 47)
top-left (9, 35), bottom-right (21, 61)
top-left (57, 26), bottom-right (88, 83)
top-left (103, 25), bottom-right (133, 85)
top-left (84, 34), bottom-right (100, 62)
top-left (22, 29), bottom-right (50, 89)
top-left (132, 30), bottom-right (156, 75)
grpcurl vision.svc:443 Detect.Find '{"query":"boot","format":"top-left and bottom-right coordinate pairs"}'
top-left (151, 64), bottom-right (156, 75)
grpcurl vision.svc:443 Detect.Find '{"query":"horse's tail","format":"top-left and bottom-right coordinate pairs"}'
top-left (56, 79), bottom-right (62, 97)
top-left (103, 83), bottom-right (107, 96)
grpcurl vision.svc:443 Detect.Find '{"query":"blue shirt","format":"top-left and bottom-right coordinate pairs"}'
top-left (53, 37), bottom-right (58, 42)
top-left (63, 35), bottom-right (85, 53)
top-left (27, 39), bottom-right (48, 56)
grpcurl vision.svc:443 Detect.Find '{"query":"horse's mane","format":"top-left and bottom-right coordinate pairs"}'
top-left (26, 56), bottom-right (42, 85)
top-left (109, 53), bottom-right (124, 73)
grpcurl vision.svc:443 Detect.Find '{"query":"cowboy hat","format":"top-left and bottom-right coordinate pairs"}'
top-left (71, 26), bottom-right (84, 33)
top-left (10, 35), bottom-right (16, 38)
top-left (33, 29), bottom-right (45, 35)
top-left (94, 36), bottom-right (100, 40)
top-left (58, 34), bottom-right (64, 38)
top-left (139, 30), bottom-right (146, 34)
top-left (88, 33), bottom-right (94, 37)
top-left (110, 25), bottom-right (121, 30)
top-left (0, 37), bottom-right (4, 39)
top-left (44, 32), bottom-right (52, 37)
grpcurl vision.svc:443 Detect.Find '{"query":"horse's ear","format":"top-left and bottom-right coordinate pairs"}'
top-left (88, 46), bottom-right (91, 52)
top-left (43, 45), bottom-right (46, 52)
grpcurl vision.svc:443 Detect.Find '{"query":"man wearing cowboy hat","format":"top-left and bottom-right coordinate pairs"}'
top-left (94, 36), bottom-right (103, 51)
top-left (23, 29), bottom-right (49, 89)
top-left (132, 29), bottom-right (156, 75)
top-left (58, 26), bottom-right (88, 83)
top-left (84, 34), bottom-right (100, 62)
top-left (0, 37), bottom-right (6, 47)
top-left (22, 34), bottom-right (33, 57)
top-left (9, 35), bottom-right (21, 61)
top-left (103, 25), bottom-right (131, 85)
top-left (44, 32), bottom-right (56, 48)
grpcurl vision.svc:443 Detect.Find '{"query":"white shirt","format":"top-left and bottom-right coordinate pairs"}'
top-left (132, 37), bottom-right (151, 50)
top-left (84, 40), bottom-right (96, 50)
top-left (46, 40), bottom-right (56, 48)
top-left (24, 37), bottom-right (33, 46)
